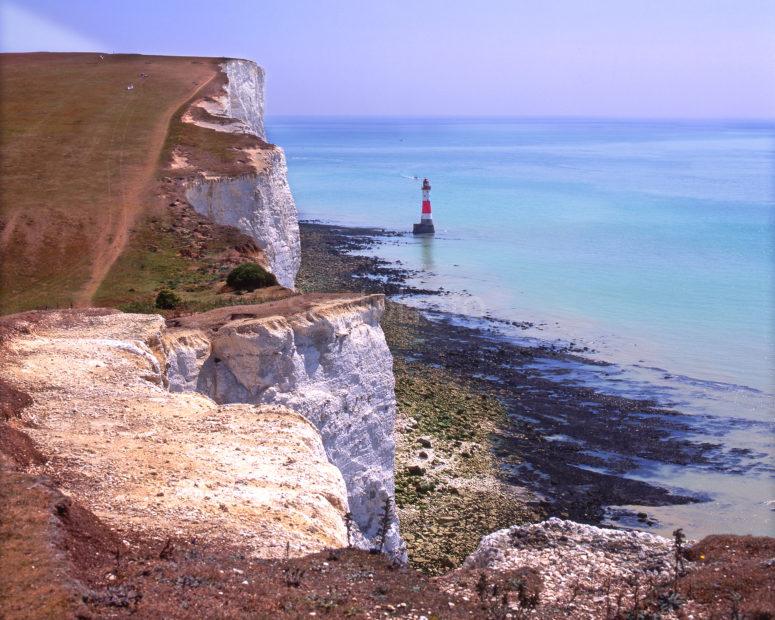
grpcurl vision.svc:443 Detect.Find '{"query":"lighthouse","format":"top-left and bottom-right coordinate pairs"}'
top-left (412, 177), bottom-right (435, 235)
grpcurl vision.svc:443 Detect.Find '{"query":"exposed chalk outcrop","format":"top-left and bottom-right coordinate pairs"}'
top-left (0, 310), bottom-right (349, 557)
top-left (185, 148), bottom-right (300, 289)
top-left (223, 59), bottom-right (266, 140)
top-left (180, 59), bottom-right (265, 139)
top-left (181, 59), bottom-right (300, 288)
top-left (167, 294), bottom-right (406, 561)
top-left (449, 518), bottom-right (678, 619)
top-left (162, 329), bottom-right (211, 392)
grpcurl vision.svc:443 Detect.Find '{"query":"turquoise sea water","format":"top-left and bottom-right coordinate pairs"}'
top-left (267, 117), bottom-right (775, 535)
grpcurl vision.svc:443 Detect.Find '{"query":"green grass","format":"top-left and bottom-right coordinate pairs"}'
top-left (0, 53), bottom-right (219, 313)
top-left (94, 214), bottom-right (195, 302)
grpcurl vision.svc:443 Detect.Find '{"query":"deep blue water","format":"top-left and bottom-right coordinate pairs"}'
top-left (267, 117), bottom-right (774, 536)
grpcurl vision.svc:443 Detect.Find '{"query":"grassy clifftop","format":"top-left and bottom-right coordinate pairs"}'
top-left (0, 52), bottom-right (277, 315)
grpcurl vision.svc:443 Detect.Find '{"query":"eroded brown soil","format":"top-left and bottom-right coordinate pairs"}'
top-left (0, 457), bottom-right (485, 619)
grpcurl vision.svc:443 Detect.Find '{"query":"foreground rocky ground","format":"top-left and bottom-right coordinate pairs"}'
top-left (0, 463), bottom-right (484, 619)
top-left (442, 520), bottom-right (775, 619)
top-left (2, 459), bottom-right (772, 619)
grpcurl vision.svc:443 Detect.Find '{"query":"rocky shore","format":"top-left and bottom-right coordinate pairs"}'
top-left (292, 222), bottom-right (774, 618)
top-left (296, 222), bottom-right (725, 571)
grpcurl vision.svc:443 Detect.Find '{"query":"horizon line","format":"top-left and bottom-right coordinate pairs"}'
top-left (266, 114), bottom-right (775, 123)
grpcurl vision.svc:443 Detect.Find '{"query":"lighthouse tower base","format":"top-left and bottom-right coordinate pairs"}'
top-left (413, 221), bottom-right (435, 235)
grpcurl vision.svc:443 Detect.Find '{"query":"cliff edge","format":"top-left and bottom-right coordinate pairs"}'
top-left (0, 293), bottom-right (405, 560)
top-left (168, 293), bottom-right (404, 558)
top-left (175, 59), bottom-right (301, 288)
top-left (0, 309), bottom-right (349, 558)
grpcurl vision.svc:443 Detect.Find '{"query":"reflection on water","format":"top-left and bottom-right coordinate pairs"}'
top-left (419, 235), bottom-right (435, 271)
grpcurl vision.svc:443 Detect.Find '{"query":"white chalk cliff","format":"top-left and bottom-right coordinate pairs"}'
top-left (0, 310), bottom-right (349, 558)
top-left (223, 59), bottom-right (267, 140)
top-left (2, 301), bottom-right (405, 559)
top-left (166, 294), bottom-right (406, 561)
top-left (182, 59), bottom-right (300, 289)
top-left (173, 59), bottom-right (405, 559)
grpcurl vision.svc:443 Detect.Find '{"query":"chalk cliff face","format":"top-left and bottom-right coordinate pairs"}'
top-left (167, 294), bottom-right (406, 560)
top-left (185, 148), bottom-right (300, 289)
top-left (0, 310), bottom-right (349, 557)
top-left (162, 328), bottom-right (211, 393)
top-left (223, 59), bottom-right (267, 141)
top-left (182, 59), bottom-right (300, 289)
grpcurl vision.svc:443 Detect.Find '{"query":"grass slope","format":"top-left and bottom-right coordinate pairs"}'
top-left (0, 53), bottom-right (218, 313)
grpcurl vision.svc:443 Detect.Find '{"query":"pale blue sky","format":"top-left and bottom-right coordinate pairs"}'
top-left (2, 0), bottom-right (774, 118)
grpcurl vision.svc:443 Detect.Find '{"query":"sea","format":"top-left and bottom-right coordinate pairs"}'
top-left (267, 116), bottom-right (774, 537)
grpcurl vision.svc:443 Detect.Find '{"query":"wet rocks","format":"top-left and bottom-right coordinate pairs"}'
top-left (390, 358), bottom-right (535, 574)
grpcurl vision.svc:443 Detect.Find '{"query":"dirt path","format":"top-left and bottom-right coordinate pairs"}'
top-left (74, 72), bottom-right (219, 307)
top-left (0, 210), bottom-right (21, 249)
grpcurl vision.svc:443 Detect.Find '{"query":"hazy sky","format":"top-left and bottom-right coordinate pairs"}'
top-left (2, 0), bottom-right (774, 118)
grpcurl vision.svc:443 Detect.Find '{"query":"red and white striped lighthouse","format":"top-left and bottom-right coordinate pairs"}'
top-left (413, 177), bottom-right (435, 235)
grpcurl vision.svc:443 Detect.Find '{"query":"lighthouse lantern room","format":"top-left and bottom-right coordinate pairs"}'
top-left (412, 177), bottom-right (435, 235)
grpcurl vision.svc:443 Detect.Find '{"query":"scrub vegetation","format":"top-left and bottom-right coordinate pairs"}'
top-left (226, 262), bottom-right (277, 291)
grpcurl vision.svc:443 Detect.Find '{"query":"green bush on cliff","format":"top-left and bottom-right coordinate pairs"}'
top-left (226, 263), bottom-right (277, 291)
top-left (155, 289), bottom-right (181, 309)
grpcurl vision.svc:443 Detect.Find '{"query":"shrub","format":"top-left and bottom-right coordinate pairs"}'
top-left (226, 263), bottom-right (277, 291)
top-left (155, 289), bottom-right (181, 309)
